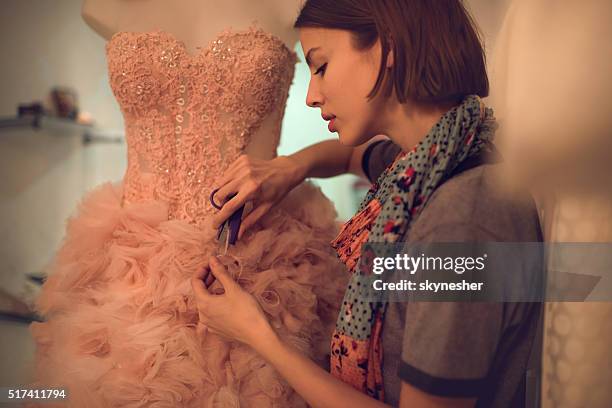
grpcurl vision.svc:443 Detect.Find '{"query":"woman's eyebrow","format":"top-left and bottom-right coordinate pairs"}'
top-left (305, 47), bottom-right (321, 67)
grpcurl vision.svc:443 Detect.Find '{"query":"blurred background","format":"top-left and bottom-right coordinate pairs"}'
top-left (0, 0), bottom-right (610, 407)
top-left (0, 0), bottom-right (511, 326)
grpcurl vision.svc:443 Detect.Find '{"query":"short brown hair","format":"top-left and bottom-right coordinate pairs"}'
top-left (294, 0), bottom-right (489, 104)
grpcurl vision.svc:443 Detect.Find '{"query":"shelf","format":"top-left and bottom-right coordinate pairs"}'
top-left (0, 114), bottom-right (93, 133)
top-left (0, 114), bottom-right (124, 144)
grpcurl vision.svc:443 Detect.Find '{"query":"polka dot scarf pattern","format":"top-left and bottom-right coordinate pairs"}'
top-left (329, 95), bottom-right (497, 400)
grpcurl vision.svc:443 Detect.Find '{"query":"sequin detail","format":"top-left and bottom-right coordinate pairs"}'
top-left (106, 27), bottom-right (297, 225)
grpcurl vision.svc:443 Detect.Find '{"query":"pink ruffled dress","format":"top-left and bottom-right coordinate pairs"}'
top-left (27, 27), bottom-right (347, 407)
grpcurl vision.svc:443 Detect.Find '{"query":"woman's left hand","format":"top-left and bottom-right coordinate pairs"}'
top-left (192, 260), bottom-right (392, 408)
top-left (190, 256), bottom-right (273, 347)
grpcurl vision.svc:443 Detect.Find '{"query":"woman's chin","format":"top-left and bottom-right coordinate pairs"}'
top-left (338, 131), bottom-right (379, 148)
top-left (335, 131), bottom-right (348, 145)
top-left (336, 129), bottom-right (361, 147)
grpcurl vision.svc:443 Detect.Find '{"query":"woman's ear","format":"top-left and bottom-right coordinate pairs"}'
top-left (386, 49), bottom-right (394, 68)
top-left (385, 39), bottom-right (395, 68)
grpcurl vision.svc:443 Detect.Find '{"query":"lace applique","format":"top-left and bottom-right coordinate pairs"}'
top-left (106, 27), bottom-right (297, 225)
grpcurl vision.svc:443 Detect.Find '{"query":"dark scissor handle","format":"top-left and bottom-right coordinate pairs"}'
top-left (209, 188), bottom-right (245, 246)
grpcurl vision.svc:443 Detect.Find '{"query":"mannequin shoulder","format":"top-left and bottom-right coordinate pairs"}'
top-left (268, 0), bottom-right (303, 31)
top-left (81, 0), bottom-right (121, 40)
top-left (254, 0), bottom-right (300, 50)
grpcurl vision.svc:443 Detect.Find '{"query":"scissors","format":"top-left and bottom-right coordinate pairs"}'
top-left (209, 188), bottom-right (245, 255)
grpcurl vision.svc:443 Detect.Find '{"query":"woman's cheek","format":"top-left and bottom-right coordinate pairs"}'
top-left (331, 62), bottom-right (357, 98)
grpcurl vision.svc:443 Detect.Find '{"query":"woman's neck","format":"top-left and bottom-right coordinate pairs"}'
top-left (381, 99), bottom-right (456, 152)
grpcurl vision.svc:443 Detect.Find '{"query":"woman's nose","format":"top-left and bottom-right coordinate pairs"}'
top-left (306, 81), bottom-right (323, 108)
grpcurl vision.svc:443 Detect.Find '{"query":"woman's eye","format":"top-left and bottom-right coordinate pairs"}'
top-left (314, 63), bottom-right (327, 76)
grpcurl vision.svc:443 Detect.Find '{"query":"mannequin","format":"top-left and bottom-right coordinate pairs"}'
top-left (82, 0), bottom-right (303, 161)
top-left (28, 0), bottom-right (349, 406)
top-left (81, 0), bottom-right (300, 50)
top-left (492, 0), bottom-right (612, 406)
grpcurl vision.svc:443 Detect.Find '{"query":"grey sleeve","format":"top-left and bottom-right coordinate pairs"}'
top-left (399, 302), bottom-right (503, 397)
top-left (397, 222), bottom-right (504, 398)
top-left (362, 140), bottom-right (402, 183)
top-left (393, 162), bottom-right (542, 399)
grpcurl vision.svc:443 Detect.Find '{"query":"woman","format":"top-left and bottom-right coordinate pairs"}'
top-left (193, 0), bottom-right (542, 407)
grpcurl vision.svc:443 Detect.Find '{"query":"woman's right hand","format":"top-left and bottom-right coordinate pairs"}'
top-left (210, 154), bottom-right (307, 239)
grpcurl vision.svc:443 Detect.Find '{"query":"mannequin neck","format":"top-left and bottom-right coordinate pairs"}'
top-left (81, 0), bottom-right (300, 52)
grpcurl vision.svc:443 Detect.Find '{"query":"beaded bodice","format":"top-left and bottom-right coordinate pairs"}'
top-left (106, 27), bottom-right (297, 225)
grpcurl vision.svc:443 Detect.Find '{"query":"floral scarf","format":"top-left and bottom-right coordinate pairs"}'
top-left (329, 95), bottom-right (497, 400)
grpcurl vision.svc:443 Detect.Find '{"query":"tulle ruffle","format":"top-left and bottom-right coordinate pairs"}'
top-left (27, 180), bottom-right (347, 407)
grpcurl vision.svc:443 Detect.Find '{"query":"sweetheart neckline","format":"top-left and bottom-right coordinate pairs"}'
top-left (106, 26), bottom-right (297, 60)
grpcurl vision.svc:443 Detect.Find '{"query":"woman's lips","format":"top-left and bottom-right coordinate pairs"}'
top-left (327, 118), bottom-right (336, 132)
top-left (322, 114), bottom-right (337, 132)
